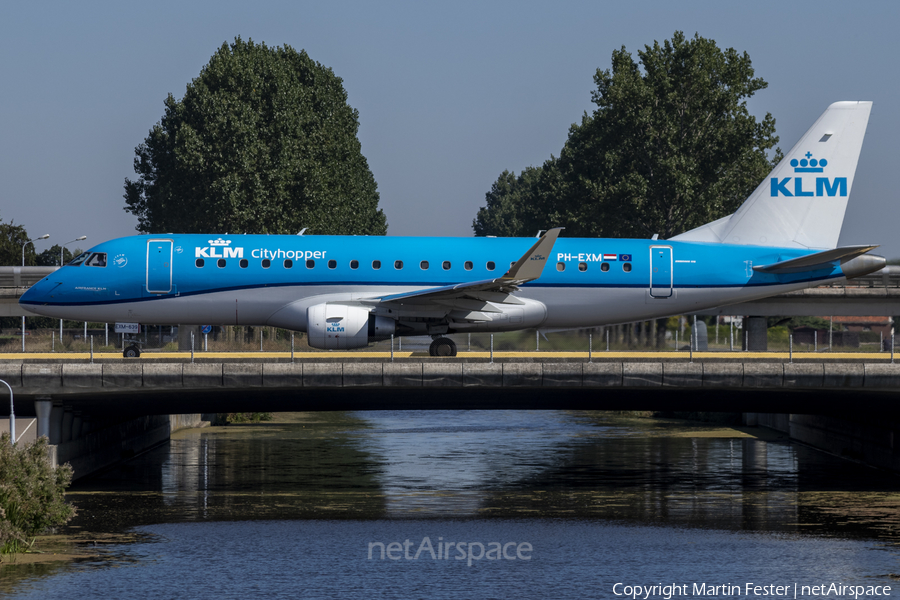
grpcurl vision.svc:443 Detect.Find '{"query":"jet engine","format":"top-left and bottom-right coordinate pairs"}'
top-left (306, 303), bottom-right (395, 350)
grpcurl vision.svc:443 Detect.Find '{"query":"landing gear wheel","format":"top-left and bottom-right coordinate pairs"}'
top-left (429, 337), bottom-right (457, 357)
top-left (123, 345), bottom-right (141, 358)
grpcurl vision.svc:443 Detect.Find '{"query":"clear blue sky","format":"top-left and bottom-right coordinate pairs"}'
top-left (1, 1), bottom-right (898, 256)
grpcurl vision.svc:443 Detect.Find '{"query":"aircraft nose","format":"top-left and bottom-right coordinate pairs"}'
top-left (19, 277), bottom-right (58, 307)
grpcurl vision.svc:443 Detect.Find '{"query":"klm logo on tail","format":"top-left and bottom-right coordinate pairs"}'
top-left (770, 152), bottom-right (847, 197)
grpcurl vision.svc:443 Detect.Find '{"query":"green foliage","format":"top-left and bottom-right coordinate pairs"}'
top-left (125, 37), bottom-right (387, 236)
top-left (474, 31), bottom-right (780, 239)
top-left (0, 215), bottom-right (34, 267)
top-left (767, 325), bottom-right (791, 346)
top-left (35, 245), bottom-right (77, 267)
top-left (473, 165), bottom-right (560, 237)
top-left (768, 316), bottom-right (842, 331)
top-left (0, 434), bottom-right (75, 554)
top-left (224, 412), bottom-right (273, 424)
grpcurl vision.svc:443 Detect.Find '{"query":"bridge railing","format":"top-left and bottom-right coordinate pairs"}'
top-left (0, 323), bottom-right (892, 355)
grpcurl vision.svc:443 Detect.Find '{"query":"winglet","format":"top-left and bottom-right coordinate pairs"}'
top-left (501, 227), bottom-right (563, 283)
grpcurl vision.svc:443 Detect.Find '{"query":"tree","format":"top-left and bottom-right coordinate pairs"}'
top-left (35, 245), bottom-right (76, 267)
top-left (474, 31), bottom-right (780, 239)
top-left (124, 37), bottom-right (387, 236)
top-left (473, 165), bottom-right (554, 237)
top-left (0, 216), bottom-right (35, 267)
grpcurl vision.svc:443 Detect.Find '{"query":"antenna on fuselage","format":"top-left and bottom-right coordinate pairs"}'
top-left (297, 228), bottom-right (307, 236)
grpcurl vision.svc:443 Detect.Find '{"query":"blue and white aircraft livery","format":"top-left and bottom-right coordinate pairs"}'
top-left (20, 101), bottom-right (884, 356)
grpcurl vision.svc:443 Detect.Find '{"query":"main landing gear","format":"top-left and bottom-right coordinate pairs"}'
top-left (429, 337), bottom-right (457, 357)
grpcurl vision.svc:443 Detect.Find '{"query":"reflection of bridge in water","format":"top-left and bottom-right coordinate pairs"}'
top-left (72, 411), bottom-right (900, 541)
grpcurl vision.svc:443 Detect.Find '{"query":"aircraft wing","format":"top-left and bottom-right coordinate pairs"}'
top-left (353, 228), bottom-right (563, 319)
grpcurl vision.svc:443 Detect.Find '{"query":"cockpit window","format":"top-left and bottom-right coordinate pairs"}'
top-left (85, 252), bottom-right (107, 267)
top-left (67, 252), bottom-right (90, 267)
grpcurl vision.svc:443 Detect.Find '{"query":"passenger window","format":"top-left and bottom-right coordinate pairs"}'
top-left (195, 258), bottom-right (205, 268)
top-left (486, 261), bottom-right (495, 271)
top-left (579, 262), bottom-right (587, 272)
top-left (306, 259), bottom-right (315, 269)
top-left (556, 262), bottom-right (565, 272)
top-left (240, 259), bottom-right (248, 268)
top-left (600, 262), bottom-right (610, 272)
top-left (372, 260), bottom-right (381, 270)
top-left (623, 262), bottom-right (632, 272)
top-left (395, 260), bottom-right (403, 269)
top-left (85, 253), bottom-right (107, 267)
top-left (217, 259), bottom-right (226, 268)
top-left (284, 259), bottom-right (293, 269)
top-left (350, 260), bottom-right (359, 269)
top-left (464, 261), bottom-right (473, 271)
top-left (420, 260), bottom-right (429, 270)
top-left (442, 261), bottom-right (451, 270)
top-left (262, 259), bottom-right (271, 269)
top-left (328, 260), bottom-right (337, 269)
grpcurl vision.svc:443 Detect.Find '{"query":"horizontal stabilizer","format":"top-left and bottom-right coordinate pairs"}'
top-left (752, 245), bottom-right (878, 274)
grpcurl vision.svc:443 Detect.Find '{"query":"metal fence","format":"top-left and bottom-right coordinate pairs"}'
top-left (0, 320), bottom-right (892, 355)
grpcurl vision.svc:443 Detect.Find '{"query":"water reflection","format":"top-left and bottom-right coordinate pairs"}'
top-left (67, 411), bottom-right (900, 541)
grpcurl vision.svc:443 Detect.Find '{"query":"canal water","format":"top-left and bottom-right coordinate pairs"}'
top-left (3, 411), bottom-right (900, 599)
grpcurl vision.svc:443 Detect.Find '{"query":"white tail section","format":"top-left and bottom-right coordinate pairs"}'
top-left (672, 101), bottom-right (872, 250)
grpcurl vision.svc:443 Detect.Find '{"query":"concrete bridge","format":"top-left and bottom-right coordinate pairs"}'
top-left (3, 358), bottom-right (899, 478)
top-left (3, 358), bottom-right (900, 415)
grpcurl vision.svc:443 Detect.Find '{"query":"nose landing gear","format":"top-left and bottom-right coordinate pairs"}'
top-left (428, 337), bottom-right (457, 357)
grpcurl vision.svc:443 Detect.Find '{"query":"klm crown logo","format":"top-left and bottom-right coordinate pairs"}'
top-left (791, 153), bottom-right (827, 172)
top-left (209, 238), bottom-right (232, 246)
top-left (771, 151), bottom-right (846, 198)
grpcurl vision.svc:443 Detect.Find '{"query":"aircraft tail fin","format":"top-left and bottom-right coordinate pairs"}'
top-left (672, 101), bottom-right (872, 250)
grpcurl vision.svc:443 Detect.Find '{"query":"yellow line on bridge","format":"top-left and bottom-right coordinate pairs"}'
top-left (0, 351), bottom-right (894, 360)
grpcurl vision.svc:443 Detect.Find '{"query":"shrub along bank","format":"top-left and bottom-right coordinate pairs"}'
top-left (0, 434), bottom-right (75, 556)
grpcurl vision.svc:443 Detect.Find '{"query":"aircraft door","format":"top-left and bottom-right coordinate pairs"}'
top-left (649, 245), bottom-right (672, 298)
top-left (146, 239), bottom-right (173, 294)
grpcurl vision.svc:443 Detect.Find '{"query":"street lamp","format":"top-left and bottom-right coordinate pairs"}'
top-left (22, 233), bottom-right (50, 266)
top-left (20, 234), bottom-right (50, 352)
top-left (59, 236), bottom-right (87, 343)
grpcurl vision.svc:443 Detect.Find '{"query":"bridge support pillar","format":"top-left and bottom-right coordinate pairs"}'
top-left (34, 397), bottom-right (52, 440)
top-left (49, 402), bottom-right (64, 445)
top-left (743, 316), bottom-right (768, 351)
top-left (71, 411), bottom-right (83, 440)
top-left (61, 406), bottom-right (74, 443)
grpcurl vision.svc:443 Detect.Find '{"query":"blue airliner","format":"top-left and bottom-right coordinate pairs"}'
top-left (20, 101), bottom-right (884, 357)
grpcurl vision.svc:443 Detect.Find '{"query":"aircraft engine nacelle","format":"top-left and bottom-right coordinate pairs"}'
top-left (306, 303), bottom-right (395, 350)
